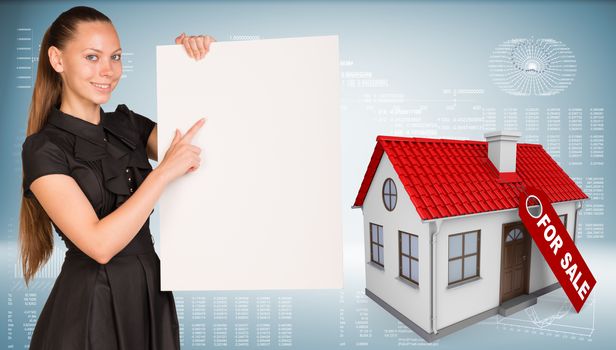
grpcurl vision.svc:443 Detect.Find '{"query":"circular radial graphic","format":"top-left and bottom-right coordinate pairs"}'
top-left (488, 38), bottom-right (576, 96)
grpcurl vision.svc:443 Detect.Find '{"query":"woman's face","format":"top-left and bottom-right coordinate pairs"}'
top-left (49, 20), bottom-right (122, 106)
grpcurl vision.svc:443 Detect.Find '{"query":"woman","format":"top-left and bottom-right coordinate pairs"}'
top-left (19, 6), bottom-right (214, 349)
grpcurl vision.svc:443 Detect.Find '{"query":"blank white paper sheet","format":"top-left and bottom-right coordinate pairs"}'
top-left (156, 35), bottom-right (342, 291)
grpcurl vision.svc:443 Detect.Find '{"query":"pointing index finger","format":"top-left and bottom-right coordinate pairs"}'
top-left (180, 118), bottom-right (206, 144)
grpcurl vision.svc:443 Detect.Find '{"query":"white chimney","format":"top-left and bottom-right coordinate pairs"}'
top-left (484, 131), bottom-right (521, 173)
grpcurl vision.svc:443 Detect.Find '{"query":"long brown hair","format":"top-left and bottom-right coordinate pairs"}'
top-left (19, 6), bottom-right (112, 286)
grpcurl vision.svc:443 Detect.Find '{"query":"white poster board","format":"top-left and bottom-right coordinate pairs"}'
top-left (156, 36), bottom-right (342, 291)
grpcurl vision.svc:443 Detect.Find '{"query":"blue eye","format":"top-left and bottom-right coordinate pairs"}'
top-left (86, 54), bottom-right (98, 61)
top-left (112, 54), bottom-right (122, 61)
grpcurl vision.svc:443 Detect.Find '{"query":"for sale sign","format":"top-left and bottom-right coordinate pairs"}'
top-left (518, 187), bottom-right (596, 313)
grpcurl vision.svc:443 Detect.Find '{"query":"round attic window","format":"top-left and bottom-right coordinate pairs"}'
top-left (382, 178), bottom-right (397, 211)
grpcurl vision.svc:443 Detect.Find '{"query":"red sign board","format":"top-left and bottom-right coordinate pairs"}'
top-left (518, 187), bottom-right (596, 313)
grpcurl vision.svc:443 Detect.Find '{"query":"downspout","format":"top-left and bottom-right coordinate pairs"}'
top-left (429, 220), bottom-right (442, 335)
top-left (574, 201), bottom-right (583, 243)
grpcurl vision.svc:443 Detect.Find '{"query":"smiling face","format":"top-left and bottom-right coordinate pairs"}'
top-left (49, 20), bottom-right (122, 106)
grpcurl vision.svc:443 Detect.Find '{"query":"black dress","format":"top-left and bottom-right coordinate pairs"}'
top-left (21, 104), bottom-right (180, 350)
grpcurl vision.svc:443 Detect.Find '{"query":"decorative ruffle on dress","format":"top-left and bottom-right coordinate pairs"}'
top-left (21, 104), bottom-right (180, 350)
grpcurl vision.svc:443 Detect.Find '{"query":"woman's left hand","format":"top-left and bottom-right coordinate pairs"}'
top-left (175, 33), bottom-right (216, 60)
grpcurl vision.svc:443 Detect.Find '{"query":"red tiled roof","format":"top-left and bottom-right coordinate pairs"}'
top-left (353, 136), bottom-right (588, 221)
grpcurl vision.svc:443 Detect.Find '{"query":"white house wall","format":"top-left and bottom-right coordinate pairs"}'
top-left (362, 153), bottom-right (432, 333)
top-left (435, 200), bottom-right (577, 330)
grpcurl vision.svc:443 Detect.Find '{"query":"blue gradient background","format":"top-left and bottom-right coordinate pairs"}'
top-left (1, 1), bottom-right (615, 349)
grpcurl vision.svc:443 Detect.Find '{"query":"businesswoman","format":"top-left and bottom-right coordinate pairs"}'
top-left (18, 6), bottom-right (214, 349)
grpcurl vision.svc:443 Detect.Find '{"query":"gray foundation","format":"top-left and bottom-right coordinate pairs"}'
top-left (365, 282), bottom-right (561, 342)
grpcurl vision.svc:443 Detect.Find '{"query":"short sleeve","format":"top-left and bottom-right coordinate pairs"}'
top-left (22, 134), bottom-right (70, 199)
top-left (117, 104), bottom-right (156, 147)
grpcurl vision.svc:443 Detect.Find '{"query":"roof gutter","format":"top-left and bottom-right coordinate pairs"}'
top-left (420, 198), bottom-right (589, 224)
top-left (573, 200), bottom-right (583, 243)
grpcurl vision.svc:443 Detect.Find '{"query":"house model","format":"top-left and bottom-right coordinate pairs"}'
top-left (352, 131), bottom-right (588, 341)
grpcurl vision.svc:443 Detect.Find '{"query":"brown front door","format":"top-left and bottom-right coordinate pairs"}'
top-left (500, 222), bottom-right (531, 304)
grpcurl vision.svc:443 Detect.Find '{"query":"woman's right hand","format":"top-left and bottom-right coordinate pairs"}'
top-left (155, 118), bottom-right (206, 185)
